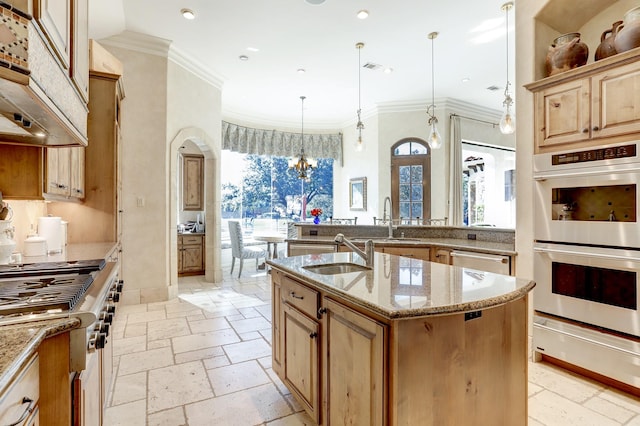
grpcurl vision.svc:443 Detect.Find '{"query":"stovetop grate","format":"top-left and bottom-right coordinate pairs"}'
top-left (0, 259), bottom-right (106, 279)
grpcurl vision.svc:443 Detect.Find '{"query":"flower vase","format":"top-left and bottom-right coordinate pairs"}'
top-left (313, 216), bottom-right (320, 224)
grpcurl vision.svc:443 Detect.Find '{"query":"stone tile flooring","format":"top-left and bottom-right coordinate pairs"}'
top-left (105, 250), bottom-right (640, 425)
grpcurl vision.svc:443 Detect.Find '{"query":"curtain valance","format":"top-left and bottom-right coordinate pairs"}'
top-left (222, 121), bottom-right (343, 164)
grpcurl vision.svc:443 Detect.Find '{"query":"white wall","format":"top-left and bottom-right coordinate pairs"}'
top-left (102, 32), bottom-right (223, 303)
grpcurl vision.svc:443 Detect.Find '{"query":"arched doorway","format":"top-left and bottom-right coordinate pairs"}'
top-left (169, 127), bottom-right (222, 295)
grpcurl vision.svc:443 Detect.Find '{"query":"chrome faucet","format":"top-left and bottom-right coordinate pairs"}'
top-left (334, 233), bottom-right (374, 267)
top-left (383, 196), bottom-right (394, 238)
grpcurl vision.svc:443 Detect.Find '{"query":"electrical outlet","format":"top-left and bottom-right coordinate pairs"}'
top-left (465, 311), bottom-right (482, 321)
top-left (467, 233), bottom-right (476, 240)
top-left (136, 196), bottom-right (145, 207)
top-left (310, 229), bottom-right (318, 236)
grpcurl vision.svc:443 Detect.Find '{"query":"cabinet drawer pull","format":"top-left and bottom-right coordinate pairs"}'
top-left (309, 332), bottom-right (318, 339)
top-left (290, 291), bottom-right (304, 300)
top-left (6, 396), bottom-right (35, 426)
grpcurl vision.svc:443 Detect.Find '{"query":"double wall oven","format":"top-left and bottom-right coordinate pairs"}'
top-left (533, 141), bottom-right (640, 391)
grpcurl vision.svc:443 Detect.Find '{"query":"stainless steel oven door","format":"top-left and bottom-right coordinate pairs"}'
top-left (533, 242), bottom-right (640, 337)
top-left (534, 166), bottom-right (640, 247)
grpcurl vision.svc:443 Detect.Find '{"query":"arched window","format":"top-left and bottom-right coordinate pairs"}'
top-left (391, 139), bottom-right (431, 222)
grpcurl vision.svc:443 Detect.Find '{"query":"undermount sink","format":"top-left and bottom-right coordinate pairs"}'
top-left (303, 262), bottom-right (372, 275)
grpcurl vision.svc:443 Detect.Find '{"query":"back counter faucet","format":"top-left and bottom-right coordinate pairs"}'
top-left (383, 196), bottom-right (394, 238)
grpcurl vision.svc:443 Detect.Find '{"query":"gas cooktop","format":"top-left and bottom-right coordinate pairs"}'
top-left (0, 259), bottom-right (106, 278)
top-left (0, 274), bottom-right (95, 317)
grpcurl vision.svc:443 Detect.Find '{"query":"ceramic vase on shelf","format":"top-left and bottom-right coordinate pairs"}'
top-left (595, 21), bottom-right (622, 60)
top-left (545, 33), bottom-right (589, 77)
top-left (614, 6), bottom-right (640, 54)
top-left (313, 216), bottom-right (320, 225)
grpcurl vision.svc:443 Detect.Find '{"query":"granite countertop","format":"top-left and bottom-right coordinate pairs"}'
top-left (287, 236), bottom-right (516, 255)
top-left (268, 252), bottom-right (534, 320)
top-left (0, 317), bottom-right (81, 395)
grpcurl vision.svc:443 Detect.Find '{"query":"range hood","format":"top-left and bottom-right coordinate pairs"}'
top-left (0, 4), bottom-right (88, 147)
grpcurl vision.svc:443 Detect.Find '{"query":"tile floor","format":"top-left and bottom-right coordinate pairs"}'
top-left (104, 249), bottom-right (640, 426)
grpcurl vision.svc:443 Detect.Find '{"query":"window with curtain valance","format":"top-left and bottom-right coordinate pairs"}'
top-left (222, 121), bottom-right (343, 165)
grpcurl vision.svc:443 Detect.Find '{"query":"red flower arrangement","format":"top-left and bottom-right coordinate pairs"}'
top-left (310, 208), bottom-right (323, 217)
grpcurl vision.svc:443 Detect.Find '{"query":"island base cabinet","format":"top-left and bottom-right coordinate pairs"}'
top-left (390, 296), bottom-right (528, 425)
top-left (282, 302), bottom-right (321, 424)
top-left (322, 298), bottom-right (386, 426)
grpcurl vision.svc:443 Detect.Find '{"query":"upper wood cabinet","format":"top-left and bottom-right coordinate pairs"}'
top-left (71, 0), bottom-right (89, 101)
top-left (182, 154), bottom-right (204, 211)
top-left (45, 146), bottom-right (84, 199)
top-left (33, 0), bottom-right (72, 69)
top-left (0, 144), bottom-right (43, 200)
top-left (527, 48), bottom-right (640, 153)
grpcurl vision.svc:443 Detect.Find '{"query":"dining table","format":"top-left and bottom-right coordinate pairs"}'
top-left (253, 233), bottom-right (286, 259)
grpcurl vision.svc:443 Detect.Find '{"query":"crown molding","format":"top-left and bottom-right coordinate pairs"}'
top-left (100, 30), bottom-right (224, 90)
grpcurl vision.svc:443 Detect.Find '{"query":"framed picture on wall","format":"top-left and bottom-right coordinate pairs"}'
top-left (349, 177), bottom-right (367, 211)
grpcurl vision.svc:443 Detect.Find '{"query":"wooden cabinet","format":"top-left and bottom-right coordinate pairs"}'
top-left (34, 0), bottom-right (72, 69)
top-left (0, 145), bottom-right (43, 200)
top-left (0, 355), bottom-right (39, 426)
top-left (178, 234), bottom-right (205, 275)
top-left (272, 271), bottom-right (385, 425)
top-left (70, 0), bottom-right (89, 101)
top-left (45, 146), bottom-right (84, 199)
top-left (382, 245), bottom-right (430, 261)
top-left (322, 298), bottom-right (385, 426)
top-left (73, 351), bottom-right (101, 426)
top-left (527, 49), bottom-right (640, 153)
top-left (431, 247), bottom-right (451, 264)
top-left (182, 154), bottom-right (204, 211)
top-left (272, 266), bottom-right (528, 425)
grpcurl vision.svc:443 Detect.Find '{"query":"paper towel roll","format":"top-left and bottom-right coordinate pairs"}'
top-left (38, 216), bottom-right (62, 254)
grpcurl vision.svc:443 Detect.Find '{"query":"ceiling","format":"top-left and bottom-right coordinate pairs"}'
top-left (88, 0), bottom-right (515, 129)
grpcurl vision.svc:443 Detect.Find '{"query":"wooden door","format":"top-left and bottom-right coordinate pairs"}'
top-left (46, 147), bottom-right (71, 196)
top-left (70, 146), bottom-right (85, 199)
top-left (71, 0), bottom-right (89, 101)
top-left (592, 60), bottom-right (640, 139)
top-left (181, 243), bottom-right (203, 272)
top-left (282, 302), bottom-right (320, 423)
top-left (73, 351), bottom-right (101, 426)
top-left (34, 0), bottom-right (71, 69)
top-left (271, 274), bottom-right (283, 375)
top-left (534, 78), bottom-right (590, 151)
top-left (322, 298), bottom-right (386, 426)
top-left (182, 154), bottom-right (204, 210)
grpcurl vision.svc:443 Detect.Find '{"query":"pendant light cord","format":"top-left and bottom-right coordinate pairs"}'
top-left (300, 95), bottom-right (305, 154)
top-left (505, 4), bottom-right (509, 97)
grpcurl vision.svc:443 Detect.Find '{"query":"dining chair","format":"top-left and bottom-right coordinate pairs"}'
top-left (228, 221), bottom-right (267, 277)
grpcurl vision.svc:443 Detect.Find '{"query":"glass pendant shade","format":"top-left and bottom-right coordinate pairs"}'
top-left (428, 118), bottom-right (442, 149)
top-left (500, 99), bottom-right (515, 134)
top-left (354, 134), bottom-right (364, 151)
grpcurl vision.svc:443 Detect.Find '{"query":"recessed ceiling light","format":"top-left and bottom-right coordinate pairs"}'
top-left (239, 55), bottom-right (249, 61)
top-left (180, 8), bottom-right (196, 20)
top-left (305, 0), bottom-right (326, 4)
top-left (383, 67), bottom-right (394, 74)
top-left (297, 68), bottom-right (306, 74)
top-left (357, 10), bottom-right (369, 19)
top-left (247, 47), bottom-right (259, 52)
top-left (462, 77), bottom-right (470, 83)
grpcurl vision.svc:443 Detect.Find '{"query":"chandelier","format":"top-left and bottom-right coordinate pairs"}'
top-left (499, 2), bottom-right (515, 134)
top-left (426, 32), bottom-right (442, 149)
top-left (355, 42), bottom-right (365, 152)
top-left (289, 96), bottom-right (316, 179)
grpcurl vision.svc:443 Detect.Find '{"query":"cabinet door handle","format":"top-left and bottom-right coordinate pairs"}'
top-left (582, 128), bottom-right (589, 133)
top-left (317, 307), bottom-right (327, 319)
top-left (309, 332), bottom-right (318, 339)
top-left (6, 396), bottom-right (35, 426)
top-left (592, 126), bottom-right (599, 131)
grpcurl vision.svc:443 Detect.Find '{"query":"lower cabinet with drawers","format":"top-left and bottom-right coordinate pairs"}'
top-left (178, 233), bottom-right (205, 276)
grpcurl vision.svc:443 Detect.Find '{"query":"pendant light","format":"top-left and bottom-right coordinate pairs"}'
top-left (289, 96), bottom-right (315, 180)
top-left (499, 2), bottom-right (515, 134)
top-left (355, 42), bottom-right (365, 152)
top-left (426, 32), bottom-right (442, 149)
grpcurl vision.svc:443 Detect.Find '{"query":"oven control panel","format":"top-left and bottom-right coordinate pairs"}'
top-left (552, 144), bottom-right (636, 165)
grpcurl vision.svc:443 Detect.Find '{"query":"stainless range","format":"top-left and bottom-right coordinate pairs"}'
top-left (0, 259), bottom-right (121, 371)
top-left (532, 141), bottom-right (640, 392)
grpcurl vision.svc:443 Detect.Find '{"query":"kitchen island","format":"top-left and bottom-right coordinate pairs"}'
top-left (268, 251), bottom-right (535, 425)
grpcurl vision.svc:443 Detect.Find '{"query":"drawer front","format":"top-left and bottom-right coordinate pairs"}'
top-left (0, 355), bottom-right (39, 425)
top-left (181, 235), bottom-right (202, 245)
top-left (282, 276), bottom-right (319, 318)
